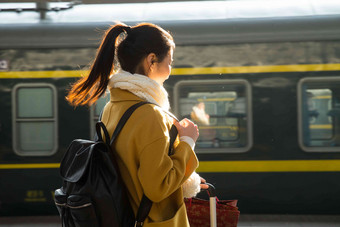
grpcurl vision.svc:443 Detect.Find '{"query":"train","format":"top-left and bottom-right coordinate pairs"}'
top-left (1, 0), bottom-right (340, 216)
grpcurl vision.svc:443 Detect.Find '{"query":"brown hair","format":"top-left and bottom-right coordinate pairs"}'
top-left (66, 22), bottom-right (174, 106)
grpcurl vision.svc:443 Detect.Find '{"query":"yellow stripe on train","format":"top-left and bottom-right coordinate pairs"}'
top-left (309, 124), bottom-right (332, 129)
top-left (1, 160), bottom-right (340, 172)
top-left (171, 64), bottom-right (340, 75)
top-left (197, 125), bottom-right (331, 130)
top-left (0, 163), bottom-right (60, 169)
top-left (0, 70), bottom-right (87, 78)
top-left (197, 160), bottom-right (340, 172)
top-left (1, 63), bottom-right (340, 78)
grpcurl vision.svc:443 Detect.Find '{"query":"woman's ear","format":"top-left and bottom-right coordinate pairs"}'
top-left (141, 53), bottom-right (157, 76)
top-left (146, 53), bottom-right (157, 67)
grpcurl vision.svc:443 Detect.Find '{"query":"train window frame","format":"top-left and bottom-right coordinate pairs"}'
top-left (173, 79), bottom-right (253, 153)
top-left (12, 83), bottom-right (58, 156)
top-left (297, 77), bottom-right (340, 152)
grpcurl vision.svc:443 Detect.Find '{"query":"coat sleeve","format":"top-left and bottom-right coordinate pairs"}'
top-left (137, 132), bottom-right (199, 203)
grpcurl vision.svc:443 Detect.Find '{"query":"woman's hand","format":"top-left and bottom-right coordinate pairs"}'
top-left (200, 177), bottom-right (209, 190)
top-left (173, 118), bottom-right (199, 142)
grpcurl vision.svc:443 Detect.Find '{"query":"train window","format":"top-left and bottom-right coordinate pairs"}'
top-left (174, 79), bottom-right (252, 153)
top-left (12, 84), bottom-right (58, 156)
top-left (90, 93), bottom-right (110, 139)
top-left (298, 77), bottom-right (340, 152)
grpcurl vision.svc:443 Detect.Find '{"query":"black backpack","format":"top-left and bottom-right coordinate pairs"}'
top-left (54, 101), bottom-right (178, 227)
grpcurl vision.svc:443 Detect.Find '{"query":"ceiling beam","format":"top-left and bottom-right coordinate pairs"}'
top-left (0, 0), bottom-right (204, 3)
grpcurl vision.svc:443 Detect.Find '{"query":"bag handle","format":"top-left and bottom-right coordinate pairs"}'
top-left (95, 122), bottom-right (110, 145)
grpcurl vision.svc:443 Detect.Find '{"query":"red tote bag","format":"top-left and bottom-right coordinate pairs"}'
top-left (184, 198), bottom-right (240, 227)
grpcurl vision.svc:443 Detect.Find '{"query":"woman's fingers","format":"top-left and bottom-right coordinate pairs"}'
top-left (200, 183), bottom-right (209, 190)
top-left (173, 118), bottom-right (199, 142)
top-left (200, 177), bottom-right (208, 189)
top-left (200, 177), bottom-right (206, 184)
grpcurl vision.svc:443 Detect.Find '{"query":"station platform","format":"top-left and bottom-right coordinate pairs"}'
top-left (0, 214), bottom-right (340, 227)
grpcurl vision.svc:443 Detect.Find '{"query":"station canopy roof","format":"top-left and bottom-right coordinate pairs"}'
top-left (1, 0), bottom-right (340, 24)
top-left (1, 0), bottom-right (340, 47)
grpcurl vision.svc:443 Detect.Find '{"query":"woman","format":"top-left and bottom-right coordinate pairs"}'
top-left (67, 22), bottom-right (205, 226)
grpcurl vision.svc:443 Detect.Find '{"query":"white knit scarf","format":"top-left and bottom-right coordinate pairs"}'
top-left (108, 70), bottom-right (170, 111)
top-left (108, 70), bottom-right (201, 198)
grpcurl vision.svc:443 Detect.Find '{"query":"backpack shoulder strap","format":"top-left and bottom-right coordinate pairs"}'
top-left (109, 101), bottom-right (151, 146)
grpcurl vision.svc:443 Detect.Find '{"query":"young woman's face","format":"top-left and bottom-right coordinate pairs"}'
top-left (148, 48), bottom-right (173, 85)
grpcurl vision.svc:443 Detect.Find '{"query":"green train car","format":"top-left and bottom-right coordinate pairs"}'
top-left (1, 0), bottom-right (340, 216)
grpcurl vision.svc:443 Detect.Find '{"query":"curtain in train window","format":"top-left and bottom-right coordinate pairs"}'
top-left (174, 80), bottom-right (252, 153)
top-left (13, 84), bottom-right (58, 156)
top-left (299, 78), bottom-right (340, 152)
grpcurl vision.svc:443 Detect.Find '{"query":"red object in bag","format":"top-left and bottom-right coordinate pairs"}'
top-left (184, 197), bottom-right (240, 227)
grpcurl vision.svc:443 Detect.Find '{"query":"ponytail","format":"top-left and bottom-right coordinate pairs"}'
top-left (66, 24), bottom-right (129, 106)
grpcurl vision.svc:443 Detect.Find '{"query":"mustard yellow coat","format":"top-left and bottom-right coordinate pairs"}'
top-left (101, 88), bottom-right (199, 226)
